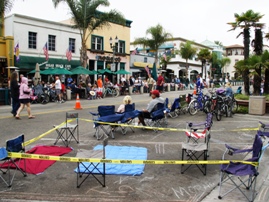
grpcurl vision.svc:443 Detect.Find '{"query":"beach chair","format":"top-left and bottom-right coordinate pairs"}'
top-left (146, 102), bottom-right (166, 132)
top-left (165, 97), bottom-right (181, 118)
top-left (218, 133), bottom-right (269, 202)
top-left (181, 113), bottom-right (213, 175)
top-left (0, 134), bottom-right (26, 187)
top-left (53, 112), bottom-right (79, 147)
top-left (76, 137), bottom-right (108, 188)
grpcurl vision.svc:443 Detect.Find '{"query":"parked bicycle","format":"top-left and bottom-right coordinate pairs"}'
top-left (103, 86), bottom-right (119, 98)
top-left (188, 91), bottom-right (210, 115)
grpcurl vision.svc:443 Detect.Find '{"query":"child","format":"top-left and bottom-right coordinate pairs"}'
top-left (88, 84), bottom-right (98, 100)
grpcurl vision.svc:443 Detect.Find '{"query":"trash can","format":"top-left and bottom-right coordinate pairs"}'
top-left (129, 86), bottom-right (133, 95)
top-left (66, 89), bottom-right (71, 101)
top-left (175, 84), bottom-right (178, 91)
top-left (249, 96), bottom-right (265, 115)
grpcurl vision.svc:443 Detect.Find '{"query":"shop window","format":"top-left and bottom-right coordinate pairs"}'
top-left (116, 41), bottom-right (125, 54)
top-left (28, 32), bottom-right (37, 49)
top-left (48, 35), bottom-right (56, 51)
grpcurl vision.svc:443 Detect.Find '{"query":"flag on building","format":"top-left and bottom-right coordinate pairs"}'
top-left (144, 65), bottom-right (150, 76)
top-left (14, 43), bottom-right (20, 62)
top-left (43, 42), bottom-right (49, 61)
top-left (66, 46), bottom-right (72, 61)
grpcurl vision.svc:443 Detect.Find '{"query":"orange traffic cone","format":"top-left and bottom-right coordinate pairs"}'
top-left (74, 94), bottom-right (82, 110)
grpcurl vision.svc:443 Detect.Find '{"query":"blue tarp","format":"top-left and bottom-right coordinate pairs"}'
top-left (75, 145), bottom-right (147, 176)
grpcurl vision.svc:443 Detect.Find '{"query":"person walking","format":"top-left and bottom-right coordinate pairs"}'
top-left (15, 77), bottom-right (35, 119)
top-left (10, 71), bottom-right (20, 117)
top-left (156, 72), bottom-right (164, 93)
top-left (54, 76), bottom-right (64, 103)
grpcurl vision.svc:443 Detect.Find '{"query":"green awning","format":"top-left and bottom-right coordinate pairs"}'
top-left (15, 56), bottom-right (80, 70)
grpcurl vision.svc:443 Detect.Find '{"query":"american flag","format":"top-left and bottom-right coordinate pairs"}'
top-left (14, 43), bottom-right (20, 62)
top-left (43, 42), bottom-right (49, 61)
top-left (66, 45), bottom-right (72, 61)
top-left (144, 65), bottom-right (150, 76)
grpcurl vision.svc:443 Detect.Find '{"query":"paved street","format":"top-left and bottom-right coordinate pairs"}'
top-left (0, 89), bottom-right (269, 202)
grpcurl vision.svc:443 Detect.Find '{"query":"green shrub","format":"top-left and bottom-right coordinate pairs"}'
top-left (235, 94), bottom-right (249, 100)
top-left (237, 106), bottom-right (248, 114)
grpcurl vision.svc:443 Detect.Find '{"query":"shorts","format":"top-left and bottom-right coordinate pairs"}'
top-left (19, 98), bottom-right (31, 104)
top-left (56, 89), bottom-right (61, 95)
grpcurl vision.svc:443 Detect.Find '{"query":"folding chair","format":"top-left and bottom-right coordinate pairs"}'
top-left (0, 134), bottom-right (27, 187)
top-left (181, 113), bottom-right (213, 175)
top-left (54, 112), bottom-right (79, 147)
top-left (119, 103), bottom-right (140, 135)
top-left (76, 137), bottom-right (108, 188)
top-left (165, 97), bottom-right (181, 118)
top-left (90, 106), bottom-right (123, 139)
top-left (146, 102), bottom-right (167, 132)
top-left (218, 133), bottom-right (269, 202)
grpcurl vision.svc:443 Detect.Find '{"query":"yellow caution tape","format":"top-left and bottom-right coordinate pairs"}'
top-left (8, 152), bottom-right (258, 166)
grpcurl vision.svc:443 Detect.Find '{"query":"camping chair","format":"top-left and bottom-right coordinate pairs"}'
top-left (90, 105), bottom-right (123, 139)
top-left (0, 134), bottom-right (26, 187)
top-left (181, 113), bottom-right (213, 175)
top-left (76, 137), bottom-right (108, 188)
top-left (218, 132), bottom-right (269, 202)
top-left (146, 102), bottom-right (166, 132)
top-left (119, 103), bottom-right (140, 135)
top-left (165, 97), bottom-right (181, 118)
top-left (53, 112), bottom-right (79, 147)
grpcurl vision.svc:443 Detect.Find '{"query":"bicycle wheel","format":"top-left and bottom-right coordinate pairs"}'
top-left (188, 100), bottom-right (198, 115)
top-left (231, 100), bottom-right (238, 114)
top-left (204, 100), bottom-right (212, 113)
top-left (216, 104), bottom-right (222, 121)
top-left (103, 90), bottom-right (107, 98)
top-left (114, 89), bottom-right (119, 97)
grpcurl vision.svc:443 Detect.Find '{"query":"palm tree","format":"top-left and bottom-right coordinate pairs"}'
top-left (132, 24), bottom-right (173, 80)
top-left (197, 48), bottom-right (211, 79)
top-left (218, 57), bottom-right (231, 80)
top-left (179, 41), bottom-right (197, 79)
top-left (52, 0), bottom-right (125, 68)
top-left (0, 0), bottom-right (15, 36)
top-left (228, 9), bottom-right (264, 95)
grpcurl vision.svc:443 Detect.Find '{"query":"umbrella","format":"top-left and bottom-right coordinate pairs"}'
top-left (114, 69), bottom-right (131, 75)
top-left (71, 66), bottom-right (93, 75)
top-left (152, 62), bottom-right (158, 81)
top-left (29, 69), bottom-right (44, 74)
top-left (50, 68), bottom-right (73, 75)
top-left (41, 68), bottom-right (55, 75)
top-left (98, 69), bottom-right (113, 74)
top-left (33, 63), bottom-right (41, 85)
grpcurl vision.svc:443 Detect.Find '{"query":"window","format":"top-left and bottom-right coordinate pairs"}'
top-left (48, 35), bottom-right (56, 51)
top-left (68, 38), bottom-right (75, 53)
top-left (91, 36), bottom-right (103, 50)
top-left (28, 32), bottom-right (37, 49)
top-left (117, 41), bottom-right (125, 54)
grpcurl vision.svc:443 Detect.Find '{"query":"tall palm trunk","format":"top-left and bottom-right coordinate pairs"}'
top-left (253, 29), bottom-right (263, 95)
top-left (243, 28), bottom-right (250, 95)
top-left (265, 69), bottom-right (269, 94)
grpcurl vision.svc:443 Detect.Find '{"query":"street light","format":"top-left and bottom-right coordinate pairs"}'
top-left (109, 36), bottom-right (118, 72)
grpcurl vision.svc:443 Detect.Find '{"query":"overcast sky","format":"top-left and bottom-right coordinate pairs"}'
top-left (7, 0), bottom-right (269, 47)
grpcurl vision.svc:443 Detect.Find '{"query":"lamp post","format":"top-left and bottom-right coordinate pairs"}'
top-left (109, 36), bottom-right (118, 83)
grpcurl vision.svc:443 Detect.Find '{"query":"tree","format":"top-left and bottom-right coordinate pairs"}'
top-left (228, 9), bottom-right (264, 95)
top-left (197, 48), bottom-right (211, 79)
top-left (132, 24), bottom-right (173, 80)
top-left (0, 0), bottom-right (16, 36)
top-left (218, 57), bottom-right (231, 79)
top-left (178, 41), bottom-right (197, 79)
top-left (52, 0), bottom-right (125, 67)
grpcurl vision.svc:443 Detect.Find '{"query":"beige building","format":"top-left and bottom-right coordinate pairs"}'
top-left (225, 44), bottom-right (244, 79)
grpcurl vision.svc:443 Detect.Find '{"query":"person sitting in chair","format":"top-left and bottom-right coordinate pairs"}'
top-left (138, 90), bottom-right (165, 126)
top-left (117, 95), bottom-right (132, 113)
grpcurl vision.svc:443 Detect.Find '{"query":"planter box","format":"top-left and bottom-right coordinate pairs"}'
top-left (236, 98), bottom-right (269, 114)
top-left (249, 96), bottom-right (265, 115)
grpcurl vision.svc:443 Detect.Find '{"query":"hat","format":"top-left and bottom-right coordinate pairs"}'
top-left (90, 91), bottom-right (96, 96)
top-left (225, 82), bottom-right (231, 87)
top-left (150, 90), bottom-right (160, 97)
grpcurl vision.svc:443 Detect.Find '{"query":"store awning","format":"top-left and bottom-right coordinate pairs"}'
top-left (15, 56), bottom-right (80, 70)
top-left (133, 62), bottom-right (160, 68)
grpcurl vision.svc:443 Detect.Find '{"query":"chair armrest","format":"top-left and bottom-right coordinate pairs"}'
top-left (89, 112), bottom-right (99, 116)
top-left (225, 144), bottom-right (253, 156)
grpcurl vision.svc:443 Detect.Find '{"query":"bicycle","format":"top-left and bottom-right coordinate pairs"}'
top-left (188, 91), bottom-right (210, 115)
top-left (103, 86), bottom-right (119, 98)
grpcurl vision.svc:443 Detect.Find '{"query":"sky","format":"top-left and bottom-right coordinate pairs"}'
top-left (7, 0), bottom-right (269, 47)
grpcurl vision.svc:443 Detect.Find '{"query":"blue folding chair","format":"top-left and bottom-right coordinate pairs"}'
top-left (146, 102), bottom-right (166, 132)
top-left (0, 134), bottom-right (27, 187)
top-left (165, 98), bottom-right (181, 118)
top-left (218, 132), bottom-right (269, 201)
